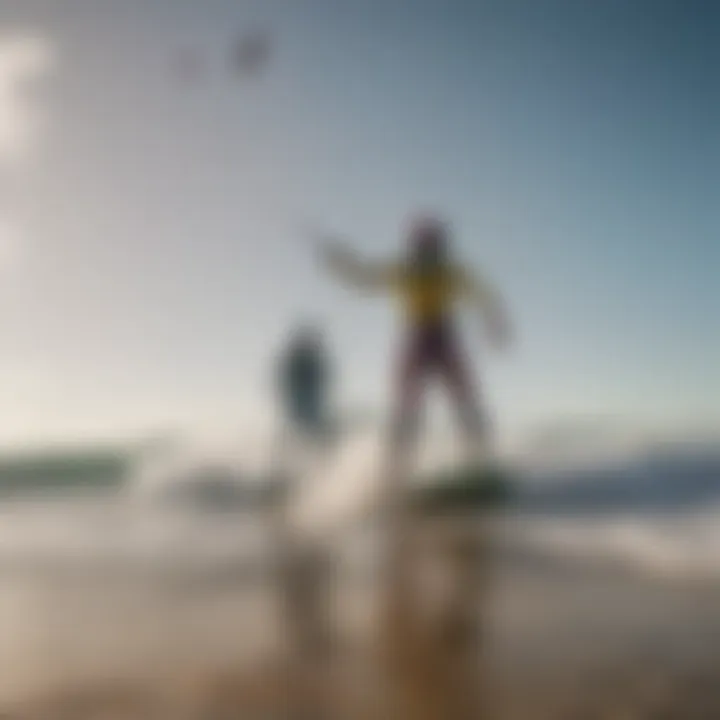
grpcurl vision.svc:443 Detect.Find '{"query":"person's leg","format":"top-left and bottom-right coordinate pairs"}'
top-left (438, 332), bottom-right (490, 460)
top-left (390, 330), bottom-right (427, 458)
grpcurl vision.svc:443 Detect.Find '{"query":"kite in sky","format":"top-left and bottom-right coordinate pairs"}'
top-left (231, 30), bottom-right (272, 77)
top-left (172, 30), bottom-right (272, 83)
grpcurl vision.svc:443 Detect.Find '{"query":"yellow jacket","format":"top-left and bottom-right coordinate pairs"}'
top-left (322, 243), bottom-right (506, 329)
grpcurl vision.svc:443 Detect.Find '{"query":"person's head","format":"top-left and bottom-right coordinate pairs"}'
top-left (406, 214), bottom-right (450, 268)
top-left (290, 322), bottom-right (324, 354)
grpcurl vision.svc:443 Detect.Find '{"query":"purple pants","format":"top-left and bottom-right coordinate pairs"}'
top-left (392, 320), bottom-right (484, 447)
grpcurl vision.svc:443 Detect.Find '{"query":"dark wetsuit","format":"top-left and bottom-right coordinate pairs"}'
top-left (280, 340), bottom-right (329, 440)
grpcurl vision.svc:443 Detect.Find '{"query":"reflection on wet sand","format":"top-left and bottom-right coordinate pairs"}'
top-left (2, 511), bottom-right (720, 719)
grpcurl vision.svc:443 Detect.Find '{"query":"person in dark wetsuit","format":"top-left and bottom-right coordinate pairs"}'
top-left (278, 323), bottom-right (331, 445)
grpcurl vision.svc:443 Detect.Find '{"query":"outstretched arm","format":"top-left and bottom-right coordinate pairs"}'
top-left (460, 270), bottom-right (513, 350)
top-left (318, 239), bottom-right (396, 293)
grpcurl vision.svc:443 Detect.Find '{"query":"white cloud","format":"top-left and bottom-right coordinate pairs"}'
top-left (0, 33), bottom-right (55, 167)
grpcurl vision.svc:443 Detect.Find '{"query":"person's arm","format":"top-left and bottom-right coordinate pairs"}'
top-left (318, 239), bottom-right (397, 293)
top-left (459, 269), bottom-right (512, 350)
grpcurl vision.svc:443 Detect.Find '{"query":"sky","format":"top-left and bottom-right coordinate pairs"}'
top-left (0, 0), bottom-right (717, 449)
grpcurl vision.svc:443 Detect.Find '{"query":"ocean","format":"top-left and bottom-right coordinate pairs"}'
top-left (0, 436), bottom-right (718, 580)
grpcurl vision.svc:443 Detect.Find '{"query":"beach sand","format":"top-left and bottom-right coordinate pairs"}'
top-left (0, 547), bottom-right (719, 719)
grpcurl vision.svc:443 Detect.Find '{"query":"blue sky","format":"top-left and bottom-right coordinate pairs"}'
top-left (0, 0), bottom-right (717, 446)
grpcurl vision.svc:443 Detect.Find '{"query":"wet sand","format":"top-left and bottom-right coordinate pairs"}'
top-left (0, 554), bottom-right (719, 718)
top-left (487, 564), bottom-right (720, 718)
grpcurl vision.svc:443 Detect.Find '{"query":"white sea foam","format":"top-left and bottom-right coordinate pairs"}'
top-left (0, 435), bottom-right (717, 581)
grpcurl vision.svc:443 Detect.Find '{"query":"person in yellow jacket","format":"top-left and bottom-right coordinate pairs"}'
top-left (317, 214), bottom-right (512, 457)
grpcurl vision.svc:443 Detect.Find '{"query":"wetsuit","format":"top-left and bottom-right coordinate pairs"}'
top-left (279, 336), bottom-right (330, 441)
